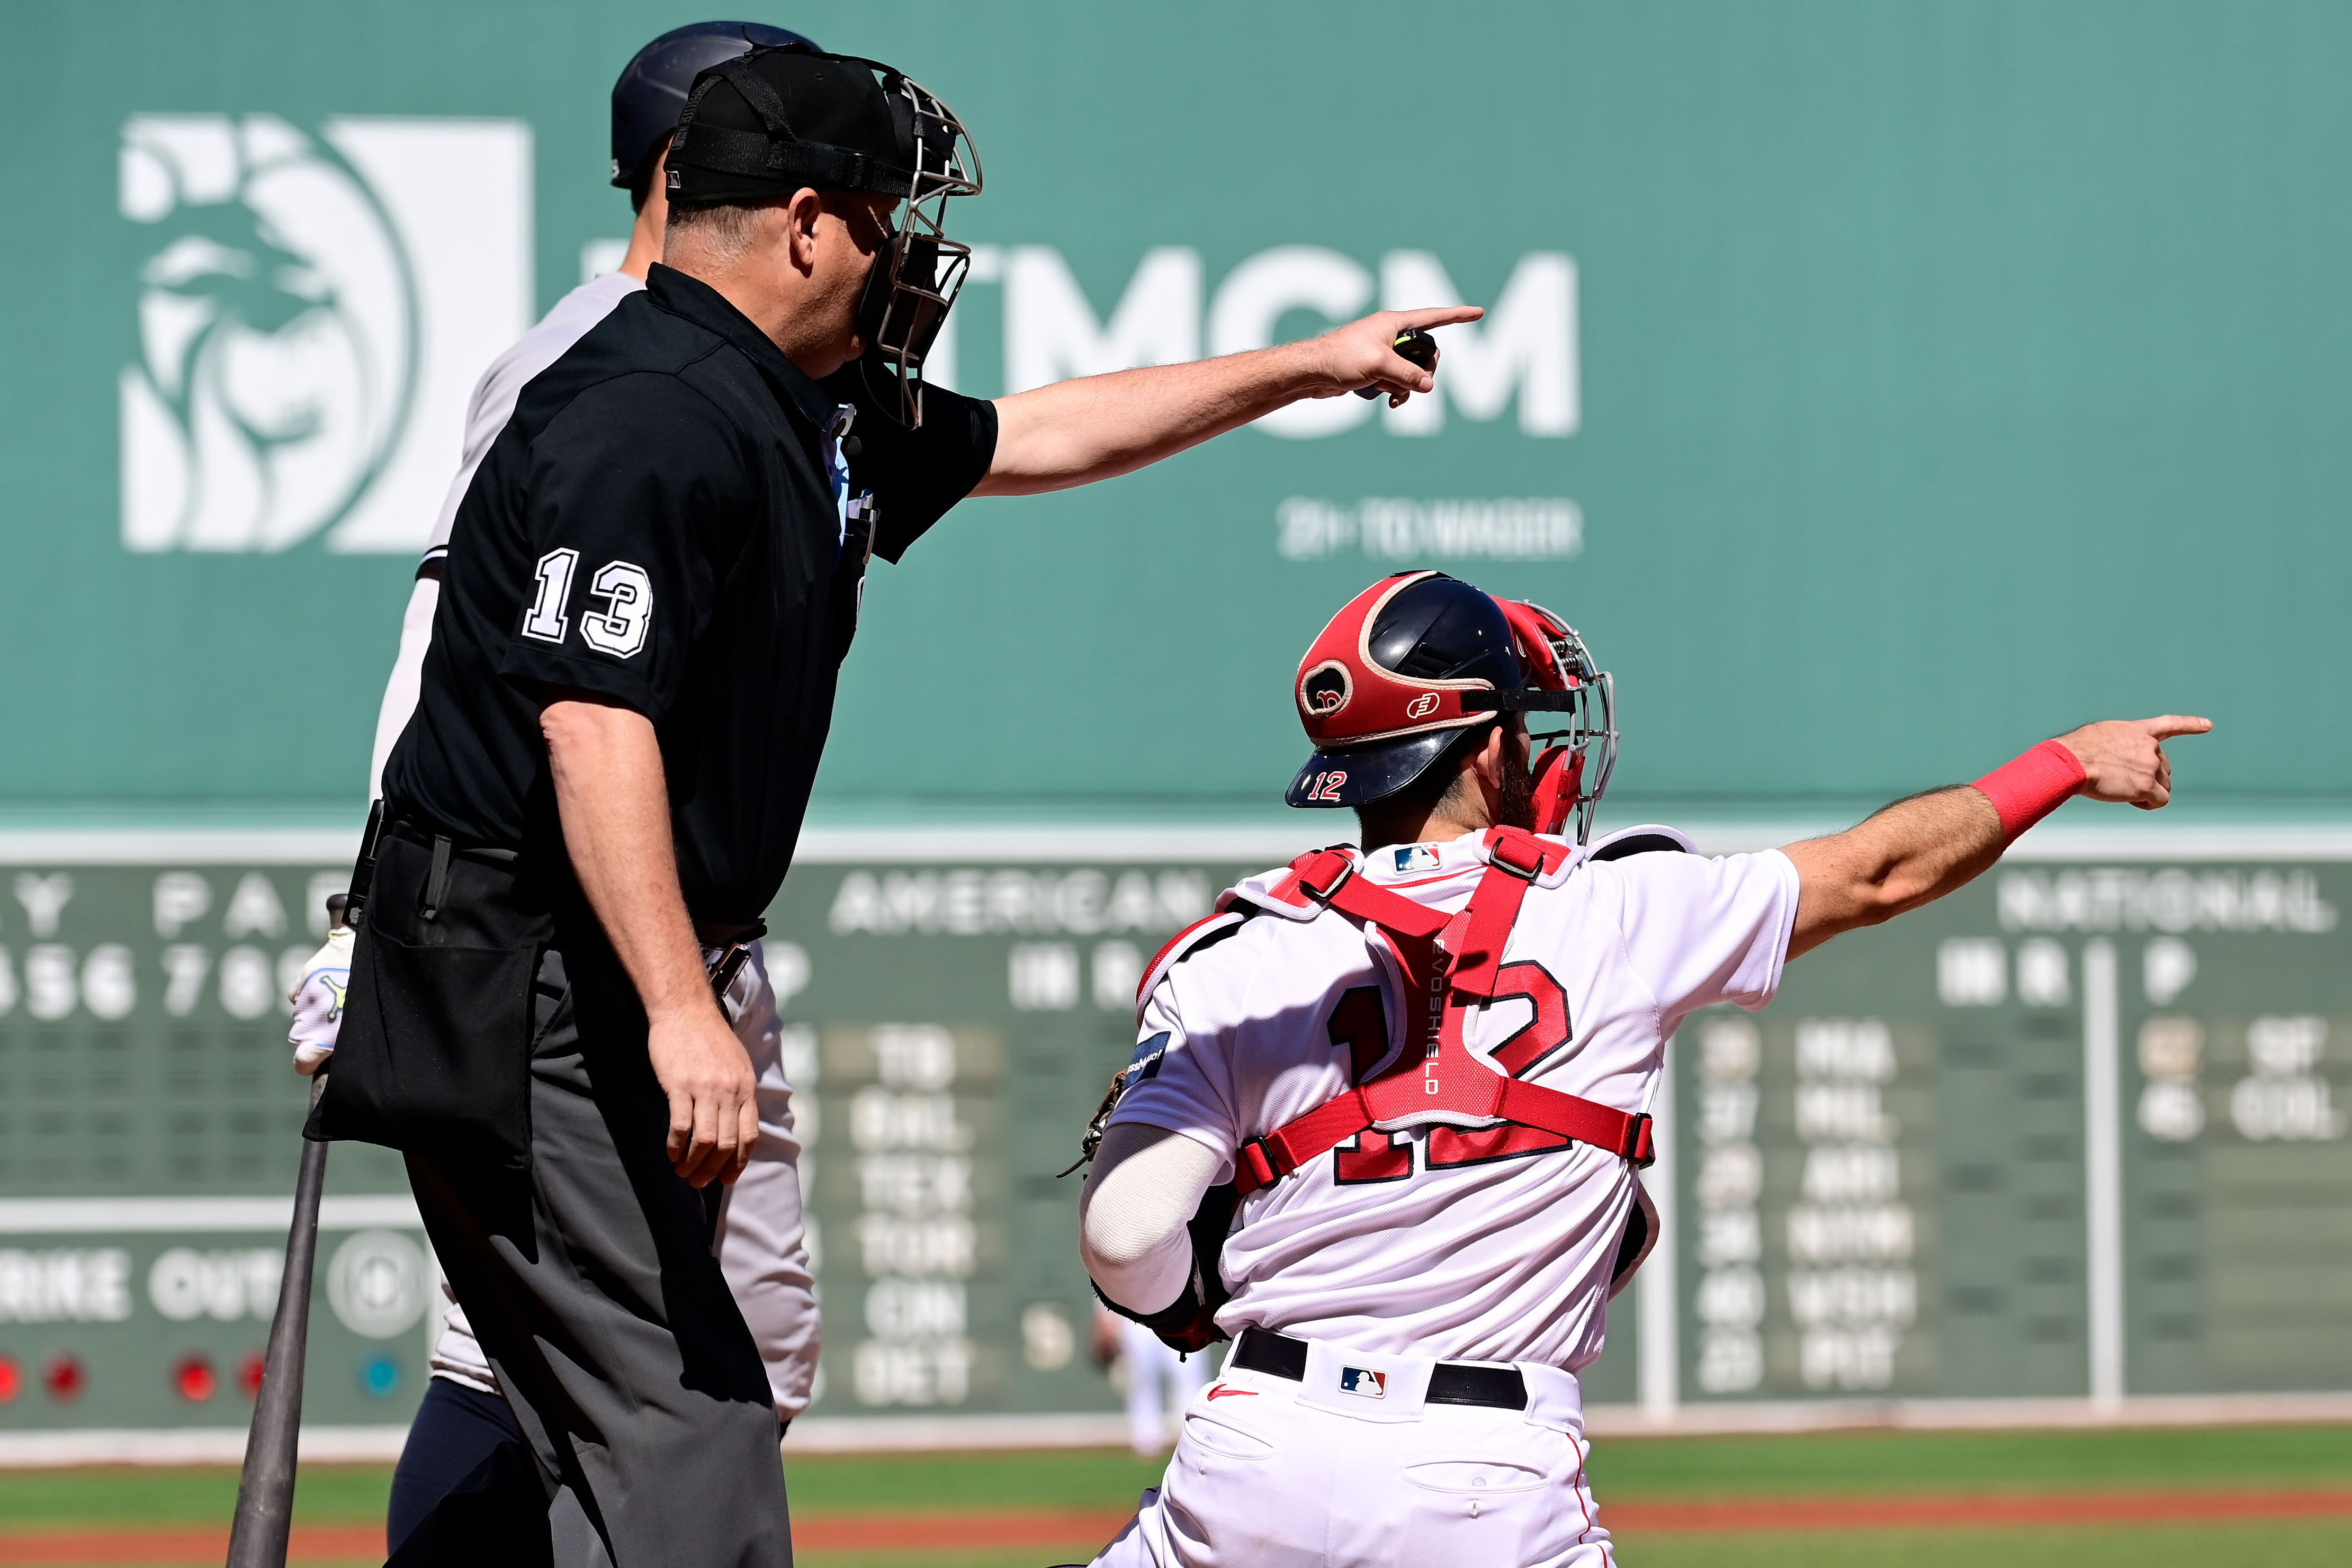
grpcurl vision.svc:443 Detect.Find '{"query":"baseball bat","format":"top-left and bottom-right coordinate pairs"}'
top-left (225, 1073), bottom-right (331, 1568)
top-left (227, 806), bottom-right (384, 1565)
top-left (227, 806), bottom-right (389, 1564)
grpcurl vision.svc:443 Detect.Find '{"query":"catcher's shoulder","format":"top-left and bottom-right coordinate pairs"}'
top-left (1130, 853), bottom-right (1337, 1012)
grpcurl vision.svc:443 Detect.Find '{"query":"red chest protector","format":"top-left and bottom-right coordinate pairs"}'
top-left (1217, 826), bottom-right (1655, 1198)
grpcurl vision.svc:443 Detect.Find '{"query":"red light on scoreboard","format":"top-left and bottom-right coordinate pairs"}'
top-left (43, 1353), bottom-right (84, 1403)
top-left (239, 1351), bottom-right (266, 1399)
top-left (0, 1355), bottom-right (19, 1404)
top-left (174, 1354), bottom-right (217, 1402)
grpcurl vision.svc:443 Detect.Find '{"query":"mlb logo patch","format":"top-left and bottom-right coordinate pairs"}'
top-left (1393, 844), bottom-right (1441, 874)
top-left (1337, 1366), bottom-right (1388, 1400)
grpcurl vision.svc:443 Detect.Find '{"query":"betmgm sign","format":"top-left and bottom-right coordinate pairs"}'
top-left (118, 113), bottom-right (1576, 557)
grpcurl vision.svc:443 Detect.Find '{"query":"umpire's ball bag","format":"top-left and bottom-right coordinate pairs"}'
top-left (307, 827), bottom-right (550, 1167)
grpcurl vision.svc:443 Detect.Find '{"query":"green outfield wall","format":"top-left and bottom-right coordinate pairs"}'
top-left (1, 1), bottom-right (2347, 814)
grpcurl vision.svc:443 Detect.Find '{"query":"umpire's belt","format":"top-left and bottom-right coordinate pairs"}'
top-left (380, 816), bottom-right (520, 858)
top-left (1231, 1326), bottom-right (1528, 1411)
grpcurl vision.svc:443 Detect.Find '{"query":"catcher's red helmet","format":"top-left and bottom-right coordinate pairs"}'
top-left (1287, 571), bottom-right (1617, 841)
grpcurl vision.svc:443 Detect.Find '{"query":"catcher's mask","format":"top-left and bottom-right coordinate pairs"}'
top-left (667, 43), bottom-right (981, 428)
top-left (1286, 570), bottom-right (1617, 842)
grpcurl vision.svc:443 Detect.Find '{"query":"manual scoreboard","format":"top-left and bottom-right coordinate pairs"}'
top-left (1, 836), bottom-right (2344, 1437)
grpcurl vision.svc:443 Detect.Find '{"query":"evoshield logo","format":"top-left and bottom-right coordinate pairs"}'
top-left (118, 115), bottom-right (531, 553)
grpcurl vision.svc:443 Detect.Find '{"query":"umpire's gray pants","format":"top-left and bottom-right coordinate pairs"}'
top-left (407, 941), bottom-right (792, 1568)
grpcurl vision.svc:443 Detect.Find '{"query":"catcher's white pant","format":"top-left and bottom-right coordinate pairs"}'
top-left (1092, 1339), bottom-right (1613, 1568)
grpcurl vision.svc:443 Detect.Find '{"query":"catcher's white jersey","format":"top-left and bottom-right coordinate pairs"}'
top-left (1111, 830), bottom-right (1797, 1371)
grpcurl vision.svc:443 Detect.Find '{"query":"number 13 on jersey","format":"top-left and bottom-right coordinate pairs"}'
top-left (522, 547), bottom-right (654, 660)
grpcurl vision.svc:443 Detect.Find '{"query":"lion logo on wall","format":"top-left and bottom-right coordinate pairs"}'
top-left (119, 115), bottom-right (415, 553)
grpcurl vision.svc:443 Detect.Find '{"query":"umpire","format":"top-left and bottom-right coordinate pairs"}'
top-left (320, 40), bottom-right (1475, 1568)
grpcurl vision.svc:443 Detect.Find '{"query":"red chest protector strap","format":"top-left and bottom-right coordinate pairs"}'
top-left (1234, 828), bottom-right (1655, 1198)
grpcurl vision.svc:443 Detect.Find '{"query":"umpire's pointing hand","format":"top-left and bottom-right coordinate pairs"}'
top-left (1310, 307), bottom-right (1487, 409)
top-left (649, 1006), bottom-right (760, 1187)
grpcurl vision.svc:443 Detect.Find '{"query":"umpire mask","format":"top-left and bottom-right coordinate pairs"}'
top-left (668, 44), bottom-right (982, 428)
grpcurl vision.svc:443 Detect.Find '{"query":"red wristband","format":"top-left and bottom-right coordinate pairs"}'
top-left (1971, 739), bottom-right (2087, 843)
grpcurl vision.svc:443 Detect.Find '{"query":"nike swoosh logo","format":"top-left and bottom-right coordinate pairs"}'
top-left (1205, 1384), bottom-right (1258, 1400)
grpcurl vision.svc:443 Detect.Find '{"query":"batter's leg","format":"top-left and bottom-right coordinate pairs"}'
top-left (386, 1378), bottom-right (548, 1563)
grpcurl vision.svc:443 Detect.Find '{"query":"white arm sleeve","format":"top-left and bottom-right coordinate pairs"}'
top-left (713, 943), bottom-right (821, 1421)
top-left (1079, 1123), bottom-right (1222, 1315)
top-left (367, 575), bottom-right (441, 800)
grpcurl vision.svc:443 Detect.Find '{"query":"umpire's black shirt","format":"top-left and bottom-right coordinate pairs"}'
top-left (383, 264), bottom-right (996, 923)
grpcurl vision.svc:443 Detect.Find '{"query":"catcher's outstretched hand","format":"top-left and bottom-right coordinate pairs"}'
top-left (2055, 716), bottom-right (2213, 810)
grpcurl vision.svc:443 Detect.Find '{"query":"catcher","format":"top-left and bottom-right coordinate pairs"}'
top-left (1073, 570), bottom-right (2207, 1567)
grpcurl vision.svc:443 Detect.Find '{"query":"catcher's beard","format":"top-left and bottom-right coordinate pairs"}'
top-left (1494, 743), bottom-right (1537, 832)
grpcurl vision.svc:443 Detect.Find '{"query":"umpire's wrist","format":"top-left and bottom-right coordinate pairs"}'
top-left (645, 989), bottom-right (727, 1029)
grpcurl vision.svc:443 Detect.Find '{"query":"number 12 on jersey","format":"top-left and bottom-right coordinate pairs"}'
top-left (1323, 963), bottom-right (1582, 1186)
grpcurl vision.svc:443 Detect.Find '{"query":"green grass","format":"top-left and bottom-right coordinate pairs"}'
top-left (0, 1451), bottom-right (1160, 1530)
top-left (788, 1518), bottom-right (2352, 1568)
top-left (783, 1515), bottom-right (2352, 1568)
top-left (2, 1424), bottom-right (2349, 1568)
top-left (1585, 1422), bottom-right (2352, 1500)
top-left (1624, 1520), bottom-right (2352, 1567)
top-left (782, 1448), bottom-right (1164, 1515)
top-left (0, 1463), bottom-right (391, 1529)
top-left (798, 1556), bottom-right (1099, 1568)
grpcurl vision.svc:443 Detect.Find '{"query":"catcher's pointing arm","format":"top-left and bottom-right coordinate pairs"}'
top-left (1780, 715), bottom-right (2212, 961)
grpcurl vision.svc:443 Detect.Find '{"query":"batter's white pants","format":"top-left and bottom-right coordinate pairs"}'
top-left (1091, 1338), bottom-right (1613, 1568)
top-left (1120, 1318), bottom-right (1216, 1457)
